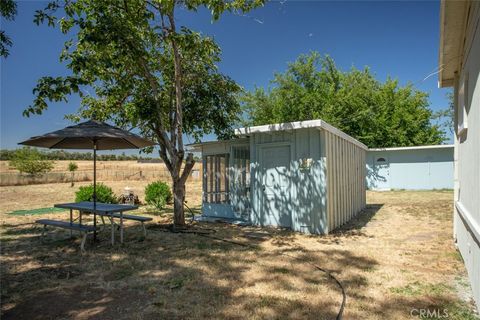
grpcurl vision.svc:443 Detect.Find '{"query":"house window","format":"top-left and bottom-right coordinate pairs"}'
top-left (203, 154), bottom-right (229, 203)
top-left (457, 72), bottom-right (468, 135)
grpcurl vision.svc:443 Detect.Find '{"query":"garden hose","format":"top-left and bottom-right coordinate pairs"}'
top-left (155, 202), bottom-right (347, 320)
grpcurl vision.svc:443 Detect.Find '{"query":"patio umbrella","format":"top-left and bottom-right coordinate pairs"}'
top-left (19, 120), bottom-right (155, 240)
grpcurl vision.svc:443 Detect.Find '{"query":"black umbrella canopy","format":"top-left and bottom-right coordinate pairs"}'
top-left (19, 120), bottom-right (155, 242)
top-left (19, 120), bottom-right (155, 150)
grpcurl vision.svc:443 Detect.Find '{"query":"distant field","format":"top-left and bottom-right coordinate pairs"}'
top-left (0, 179), bottom-right (202, 214)
top-left (0, 161), bottom-right (202, 186)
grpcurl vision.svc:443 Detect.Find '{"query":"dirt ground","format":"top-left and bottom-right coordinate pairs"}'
top-left (0, 184), bottom-right (478, 319)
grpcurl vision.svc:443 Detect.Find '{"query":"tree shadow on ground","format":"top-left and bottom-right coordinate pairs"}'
top-left (1, 217), bottom-right (374, 320)
top-left (331, 203), bottom-right (383, 236)
top-left (5, 214), bottom-right (467, 320)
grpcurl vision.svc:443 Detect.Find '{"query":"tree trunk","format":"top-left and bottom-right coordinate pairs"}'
top-left (169, 154), bottom-right (195, 226)
top-left (172, 178), bottom-right (186, 226)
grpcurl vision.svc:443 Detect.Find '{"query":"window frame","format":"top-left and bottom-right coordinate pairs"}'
top-left (457, 72), bottom-right (469, 136)
top-left (203, 153), bottom-right (230, 204)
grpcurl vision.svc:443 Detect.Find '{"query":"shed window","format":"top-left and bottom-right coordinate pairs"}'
top-left (203, 154), bottom-right (229, 203)
top-left (232, 146), bottom-right (250, 188)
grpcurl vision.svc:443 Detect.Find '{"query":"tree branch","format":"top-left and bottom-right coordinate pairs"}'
top-left (167, 11), bottom-right (185, 164)
top-left (179, 152), bottom-right (195, 185)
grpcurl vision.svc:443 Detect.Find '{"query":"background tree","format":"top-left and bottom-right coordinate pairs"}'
top-left (0, 0), bottom-right (17, 57)
top-left (9, 147), bottom-right (54, 176)
top-left (67, 161), bottom-right (78, 187)
top-left (25, 0), bottom-right (264, 226)
top-left (432, 91), bottom-right (454, 135)
top-left (243, 52), bottom-right (447, 148)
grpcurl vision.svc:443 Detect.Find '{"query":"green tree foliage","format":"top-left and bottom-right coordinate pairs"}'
top-left (9, 147), bottom-right (54, 175)
top-left (432, 91), bottom-right (454, 135)
top-left (0, 0), bottom-right (17, 57)
top-left (25, 0), bottom-right (264, 226)
top-left (67, 161), bottom-right (78, 187)
top-left (75, 183), bottom-right (118, 203)
top-left (145, 181), bottom-right (172, 210)
top-left (243, 52), bottom-right (446, 148)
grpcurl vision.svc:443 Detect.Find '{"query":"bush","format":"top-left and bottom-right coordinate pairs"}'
top-left (9, 147), bottom-right (54, 176)
top-left (75, 183), bottom-right (118, 204)
top-left (145, 181), bottom-right (172, 209)
top-left (68, 161), bottom-right (78, 172)
top-left (68, 162), bottom-right (78, 187)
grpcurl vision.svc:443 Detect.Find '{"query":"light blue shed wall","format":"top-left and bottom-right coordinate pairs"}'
top-left (249, 128), bottom-right (327, 234)
top-left (366, 148), bottom-right (454, 190)
top-left (200, 129), bottom-right (327, 233)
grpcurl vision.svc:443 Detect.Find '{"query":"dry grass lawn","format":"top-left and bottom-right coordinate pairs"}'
top-left (0, 183), bottom-right (478, 319)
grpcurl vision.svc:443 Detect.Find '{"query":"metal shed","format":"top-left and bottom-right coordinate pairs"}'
top-left (366, 145), bottom-right (454, 190)
top-left (191, 119), bottom-right (367, 235)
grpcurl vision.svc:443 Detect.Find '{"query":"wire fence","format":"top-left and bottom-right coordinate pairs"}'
top-left (0, 164), bottom-right (202, 186)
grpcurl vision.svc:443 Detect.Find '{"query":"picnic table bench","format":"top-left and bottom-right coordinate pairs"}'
top-left (96, 212), bottom-right (152, 238)
top-left (35, 202), bottom-right (152, 252)
top-left (54, 202), bottom-right (150, 245)
top-left (36, 219), bottom-right (96, 252)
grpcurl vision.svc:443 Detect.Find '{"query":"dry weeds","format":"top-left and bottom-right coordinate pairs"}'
top-left (0, 186), bottom-right (478, 319)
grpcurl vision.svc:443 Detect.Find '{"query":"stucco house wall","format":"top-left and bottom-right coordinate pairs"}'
top-left (439, 0), bottom-right (480, 306)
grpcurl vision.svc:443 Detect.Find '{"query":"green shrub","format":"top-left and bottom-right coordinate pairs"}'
top-left (145, 181), bottom-right (172, 209)
top-left (68, 161), bottom-right (78, 172)
top-left (68, 161), bottom-right (78, 187)
top-left (9, 147), bottom-right (54, 176)
top-left (75, 183), bottom-right (118, 203)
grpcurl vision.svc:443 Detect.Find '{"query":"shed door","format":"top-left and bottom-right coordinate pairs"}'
top-left (374, 156), bottom-right (390, 190)
top-left (260, 145), bottom-right (291, 228)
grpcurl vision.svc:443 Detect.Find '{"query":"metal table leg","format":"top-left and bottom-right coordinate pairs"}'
top-left (79, 210), bottom-right (83, 235)
top-left (80, 232), bottom-right (87, 253)
top-left (120, 212), bottom-right (124, 244)
top-left (110, 214), bottom-right (115, 246)
top-left (69, 209), bottom-right (73, 238)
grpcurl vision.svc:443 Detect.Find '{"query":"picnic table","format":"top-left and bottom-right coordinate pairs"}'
top-left (53, 201), bottom-right (141, 245)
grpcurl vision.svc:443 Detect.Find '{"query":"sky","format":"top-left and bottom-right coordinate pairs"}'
top-left (0, 0), bottom-right (452, 154)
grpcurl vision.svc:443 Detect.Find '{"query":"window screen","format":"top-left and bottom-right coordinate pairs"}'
top-left (232, 146), bottom-right (250, 189)
top-left (203, 154), bottom-right (230, 203)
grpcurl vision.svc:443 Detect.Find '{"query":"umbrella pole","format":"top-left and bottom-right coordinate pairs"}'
top-left (93, 141), bottom-right (97, 241)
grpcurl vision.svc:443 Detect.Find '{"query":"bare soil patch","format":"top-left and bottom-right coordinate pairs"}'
top-left (1, 187), bottom-right (478, 319)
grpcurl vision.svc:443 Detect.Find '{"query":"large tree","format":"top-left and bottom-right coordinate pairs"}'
top-left (25, 0), bottom-right (264, 226)
top-left (243, 52), bottom-right (446, 148)
top-left (0, 0), bottom-right (17, 57)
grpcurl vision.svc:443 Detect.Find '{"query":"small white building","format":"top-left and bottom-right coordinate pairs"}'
top-left (439, 0), bottom-right (480, 306)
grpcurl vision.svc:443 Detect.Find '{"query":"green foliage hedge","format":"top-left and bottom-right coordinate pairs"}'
top-left (8, 147), bottom-right (54, 176)
top-left (145, 181), bottom-right (172, 210)
top-left (75, 183), bottom-right (118, 204)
